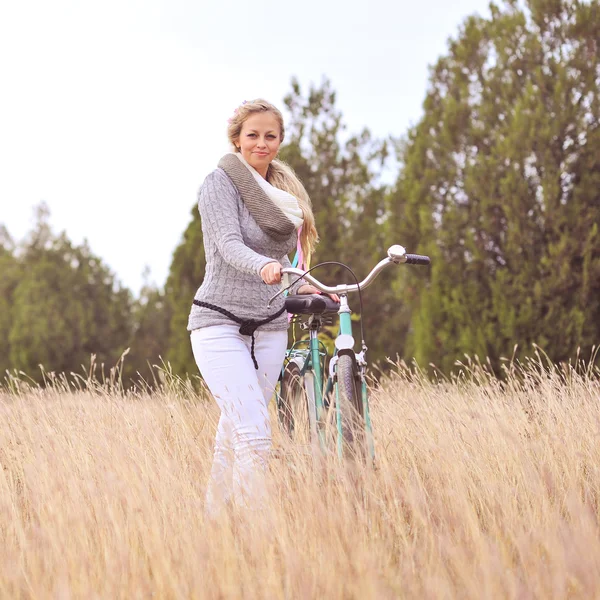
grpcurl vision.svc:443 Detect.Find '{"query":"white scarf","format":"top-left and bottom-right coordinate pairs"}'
top-left (234, 152), bottom-right (304, 230)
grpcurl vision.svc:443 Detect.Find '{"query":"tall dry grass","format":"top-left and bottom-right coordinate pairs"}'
top-left (1, 353), bottom-right (600, 599)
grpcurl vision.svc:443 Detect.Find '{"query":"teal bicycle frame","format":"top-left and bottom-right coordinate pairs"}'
top-left (334, 296), bottom-right (375, 459)
top-left (284, 330), bottom-right (328, 451)
top-left (274, 245), bottom-right (430, 460)
top-left (283, 294), bottom-right (375, 460)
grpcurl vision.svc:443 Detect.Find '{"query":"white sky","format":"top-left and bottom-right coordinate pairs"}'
top-left (0, 0), bottom-right (490, 295)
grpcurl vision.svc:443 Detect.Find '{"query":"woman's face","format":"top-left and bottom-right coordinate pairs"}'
top-left (236, 112), bottom-right (282, 178)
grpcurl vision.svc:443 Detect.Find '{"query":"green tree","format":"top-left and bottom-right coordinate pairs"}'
top-left (5, 206), bottom-right (133, 383)
top-left (391, 0), bottom-right (600, 372)
top-left (0, 226), bottom-right (21, 376)
top-left (125, 266), bottom-right (172, 387)
top-left (280, 79), bottom-right (402, 365)
top-left (163, 204), bottom-right (206, 377)
top-left (164, 79), bottom-right (406, 379)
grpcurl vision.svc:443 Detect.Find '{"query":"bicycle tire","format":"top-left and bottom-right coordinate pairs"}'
top-left (335, 353), bottom-right (364, 450)
top-left (279, 362), bottom-right (314, 443)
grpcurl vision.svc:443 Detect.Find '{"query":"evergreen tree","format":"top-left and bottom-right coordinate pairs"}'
top-left (391, 0), bottom-right (600, 372)
top-left (280, 79), bottom-right (400, 364)
top-left (163, 80), bottom-right (397, 378)
top-left (163, 204), bottom-right (206, 377)
top-left (0, 226), bottom-right (21, 376)
top-left (4, 206), bottom-right (133, 383)
top-left (125, 267), bottom-right (172, 387)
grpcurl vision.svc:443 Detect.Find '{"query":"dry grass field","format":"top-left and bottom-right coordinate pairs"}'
top-left (1, 353), bottom-right (600, 599)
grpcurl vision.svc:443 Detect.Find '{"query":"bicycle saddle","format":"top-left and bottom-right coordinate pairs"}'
top-left (285, 294), bottom-right (340, 315)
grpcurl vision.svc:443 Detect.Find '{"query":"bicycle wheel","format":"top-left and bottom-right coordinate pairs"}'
top-left (335, 353), bottom-right (365, 450)
top-left (279, 362), bottom-right (315, 443)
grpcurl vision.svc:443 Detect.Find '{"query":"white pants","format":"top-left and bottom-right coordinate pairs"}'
top-left (190, 324), bottom-right (288, 515)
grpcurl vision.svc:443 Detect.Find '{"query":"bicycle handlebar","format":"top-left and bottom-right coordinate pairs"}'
top-left (404, 254), bottom-right (431, 266)
top-left (267, 245), bottom-right (430, 306)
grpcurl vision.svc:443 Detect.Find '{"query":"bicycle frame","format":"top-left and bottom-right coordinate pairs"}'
top-left (275, 245), bottom-right (430, 460)
top-left (284, 322), bottom-right (328, 452)
top-left (283, 294), bottom-right (375, 460)
top-left (334, 296), bottom-right (375, 459)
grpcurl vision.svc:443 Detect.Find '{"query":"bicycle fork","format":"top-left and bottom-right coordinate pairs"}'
top-left (334, 296), bottom-right (376, 461)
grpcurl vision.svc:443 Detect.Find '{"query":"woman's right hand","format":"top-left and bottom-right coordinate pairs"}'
top-left (260, 261), bottom-right (283, 285)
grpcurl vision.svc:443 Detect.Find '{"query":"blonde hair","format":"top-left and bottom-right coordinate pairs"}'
top-left (227, 99), bottom-right (318, 263)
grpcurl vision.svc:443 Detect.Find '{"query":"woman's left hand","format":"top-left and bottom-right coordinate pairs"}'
top-left (297, 284), bottom-right (340, 303)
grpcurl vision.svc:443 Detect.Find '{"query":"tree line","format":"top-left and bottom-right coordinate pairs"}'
top-left (2, 0), bottom-right (598, 385)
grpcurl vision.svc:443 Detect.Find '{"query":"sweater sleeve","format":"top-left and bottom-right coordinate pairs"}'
top-left (198, 170), bottom-right (277, 276)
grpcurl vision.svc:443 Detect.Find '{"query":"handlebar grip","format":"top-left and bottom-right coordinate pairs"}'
top-left (405, 254), bottom-right (431, 265)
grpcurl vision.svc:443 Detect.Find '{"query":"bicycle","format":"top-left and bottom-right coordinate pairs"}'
top-left (269, 244), bottom-right (430, 460)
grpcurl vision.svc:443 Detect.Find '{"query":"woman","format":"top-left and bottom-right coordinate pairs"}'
top-left (188, 99), bottom-right (334, 515)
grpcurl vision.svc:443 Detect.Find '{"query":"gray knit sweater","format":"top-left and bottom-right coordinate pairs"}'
top-left (187, 168), bottom-right (304, 332)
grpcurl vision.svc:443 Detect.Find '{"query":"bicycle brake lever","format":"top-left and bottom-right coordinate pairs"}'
top-left (267, 286), bottom-right (286, 308)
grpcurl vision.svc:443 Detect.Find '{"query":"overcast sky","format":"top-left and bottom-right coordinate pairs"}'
top-left (0, 0), bottom-right (491, 294)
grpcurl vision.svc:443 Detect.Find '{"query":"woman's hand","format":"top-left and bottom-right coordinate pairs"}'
top-left (298, 284), bottom-right (340, 303)
top-left (260, 261), bottom-right (283, 284)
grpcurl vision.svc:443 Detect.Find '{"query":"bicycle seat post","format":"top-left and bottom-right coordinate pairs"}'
top-left (307, 314), bottom-right (322, 339)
